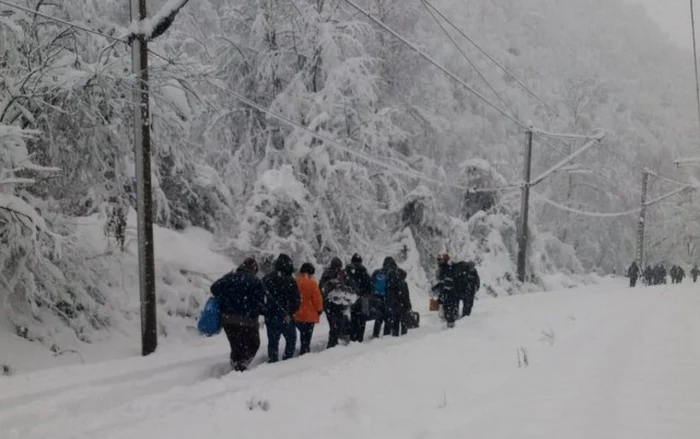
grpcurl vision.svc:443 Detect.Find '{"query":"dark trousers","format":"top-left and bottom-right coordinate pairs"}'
top-left (443, 298), bottom-right (459, 328)
top-left (266, 320), bottom-right (296, 362)
top-left (461, 292), bottom-right (476, 317)
top-left (223, 324), bottom-right (261, 372)
top-left (384, 313), bottom-right (404, 337)
top-left (630, 276), bottom-right (637, 287)
top-left (296, 322), bottom-right (315, 355)
top-left (350, 307), bottom-right (366, 342)
top-left (326, 303), bottom-right (347, 348)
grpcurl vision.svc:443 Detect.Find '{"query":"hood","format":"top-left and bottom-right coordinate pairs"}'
top-left (329, 257), bottom-right (343, 270)
top-left (274, 253), bottom-right (294, 275)
top-left (383, 257), bottom-right (398, 271)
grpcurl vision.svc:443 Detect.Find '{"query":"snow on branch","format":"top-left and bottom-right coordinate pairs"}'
top-left (0, 193), bottom-right (61, 239)
top-left (127, 0), bottom-right (190, 42)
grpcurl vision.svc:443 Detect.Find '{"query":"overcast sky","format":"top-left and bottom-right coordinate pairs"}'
top-left (626, 0), bottom-right (694, 49)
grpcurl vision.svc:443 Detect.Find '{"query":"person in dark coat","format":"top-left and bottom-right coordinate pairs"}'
top-left (628, 262), bottom-right (639, 287)
top-left (460, 261), bottom-right (480, 317)
top-left (432, 253), bottom-right (459, 328)
top-left (397, 268), bottom-right (413, 336)
top-left (262, 254), bottom-right (301, 362)
top-left (210, 258), bottom-right (272, 372)
top-left (345, 254), bottom-right (373, 343)
top-left (677, 266), bottom-right (686, 284)
top-left (670, 266), bottom-right (678, 284)
top-left (370, 257), bottom-right (403, 338)
top-left (320, 257), bottom-right (354, 348)
top-left (643, 265), bottom-right (653, 286)
top-left (692, 265), bottom-right (700, 282)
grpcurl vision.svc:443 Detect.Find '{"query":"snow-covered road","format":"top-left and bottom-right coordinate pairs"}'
top-left (2, 279), bottom-right (700, 439)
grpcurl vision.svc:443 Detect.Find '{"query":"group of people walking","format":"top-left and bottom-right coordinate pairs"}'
top-left (627, 261), bottom-right (700, 287)
top-left (209, 253), bottom-right (419, 372)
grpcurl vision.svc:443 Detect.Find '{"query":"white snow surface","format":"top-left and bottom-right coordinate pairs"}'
top-left (2, 278), bottom-right (700, 438)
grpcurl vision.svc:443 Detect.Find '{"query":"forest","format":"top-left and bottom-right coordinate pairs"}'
top-left (1, 0), bottom-right (698, 347)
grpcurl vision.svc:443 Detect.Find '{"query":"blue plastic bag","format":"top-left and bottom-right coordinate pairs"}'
top-left (197, 297), bottom-right (222, 336)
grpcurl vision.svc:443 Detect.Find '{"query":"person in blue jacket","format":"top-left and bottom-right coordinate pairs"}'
top-left (211, 258), bottom-right (272, 372)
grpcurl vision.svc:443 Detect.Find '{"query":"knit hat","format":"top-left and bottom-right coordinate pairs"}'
top-left (239, 257), bottom-right (259, 275)
top-left (351, 253), bottom-right (362, 264)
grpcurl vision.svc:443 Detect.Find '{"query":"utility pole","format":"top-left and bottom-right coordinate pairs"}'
top-left (130, 0), bottom-right (157, 356)
top-left (636, 171), bottom-right (649, 268)
top-left (517, 129), bottom-right (533, 283)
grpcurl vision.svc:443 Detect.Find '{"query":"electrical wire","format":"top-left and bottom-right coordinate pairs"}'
top-left (344, 0), bottom-right (530, 131)
top-left (0, 0), bottom-right (173, 63)
top-left (420, 0), bottom-right (516, 118)
top-left (690, 0), bottom-right (700, 136)
top-left (420, 0), bottom-right (562, 120)
top-left (205, 79), bottom-right (523, 194)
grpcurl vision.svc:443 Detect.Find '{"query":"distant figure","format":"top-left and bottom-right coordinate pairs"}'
top-left (692, 265), bottom-right (700, 283)
top-left (627, 261), bottom-right (639, 288)
top-left (643, 265), bottom-right (653, 286)
top-left (677, 266), bottom-right (686, 284)
top-left (670, 266), bottom-right (679, 284)
top-left (653, 264), bottom-right (667, 285)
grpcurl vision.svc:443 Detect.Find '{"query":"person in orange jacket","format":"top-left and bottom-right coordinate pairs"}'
top-left (294, 263), bottom-right (324, 355)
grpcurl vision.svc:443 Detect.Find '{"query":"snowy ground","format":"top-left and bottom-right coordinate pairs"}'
top-left (2, 278), bottom-right (699, 439)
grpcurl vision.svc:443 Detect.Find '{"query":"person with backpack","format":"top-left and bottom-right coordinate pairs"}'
top-left (628, 261), bottom-right (640, 287)
top-left (294, 263), bottom-right (324, 356)
top-left (452, 260), bottom-right (480, 317)
top-left (432, 253), bottom-right (459, 328)
top-left (320, 257), bottom-right (355, 348)
top-left (210, 258), bottom-right (273, 372)
top-left (262, 254), bottom-right (301, 362)
top-left (345, 254), bottom-right (373, 342)
top-left (370, 257), bottom-right (403, 337)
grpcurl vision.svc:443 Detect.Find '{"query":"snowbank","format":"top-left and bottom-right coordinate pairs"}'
top-left (0, 209), bottom-right (233, 374)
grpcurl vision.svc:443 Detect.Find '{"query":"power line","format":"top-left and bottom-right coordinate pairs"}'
top-left (420, 0), bottom-right (516, 118)
top-left (205, 79), bottom-right (523, 194)
top-left (344, 0), bottom-right (530, 131)
top-left (420, 0), bottom-right (562, 120)
top-left (0, 0), bottom-right (173, 63)
top-left (690, 0), bottom-right (700, 136)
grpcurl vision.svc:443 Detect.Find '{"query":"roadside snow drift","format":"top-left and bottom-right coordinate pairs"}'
top-left (2, 279), bottom-right (700, 439)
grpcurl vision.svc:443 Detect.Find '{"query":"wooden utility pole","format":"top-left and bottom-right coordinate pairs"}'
top-left (636, 171), bottom-right (649, 268)
top-left (130, 0), bottom-right (157, 356)
top-left (517, 129), bottom-right (533, 283)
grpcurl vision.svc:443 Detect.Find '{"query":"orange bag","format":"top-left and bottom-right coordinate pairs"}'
top-left (429, 298), bottom-right (440, 311)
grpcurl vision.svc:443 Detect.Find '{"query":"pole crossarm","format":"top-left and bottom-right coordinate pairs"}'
top-left (530, 136), bottom-right (604, 187)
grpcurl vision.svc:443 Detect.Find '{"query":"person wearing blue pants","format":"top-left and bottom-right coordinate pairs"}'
top-left (262, 254), bottom-right (301, 362)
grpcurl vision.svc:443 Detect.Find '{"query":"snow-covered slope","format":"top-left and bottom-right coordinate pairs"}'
top-left (2, 278), bottom-right (699, 439)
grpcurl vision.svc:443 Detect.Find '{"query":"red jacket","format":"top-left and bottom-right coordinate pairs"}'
top-left (294, 274), bottom-right (324, 324)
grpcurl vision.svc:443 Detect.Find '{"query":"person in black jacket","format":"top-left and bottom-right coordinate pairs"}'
top-left (370, 257), bottom-right (403, 338)
top-left (345, 254), bottom-right (373, 342)
top-left (397, 268), bottom-right (413, 336)
top-left (210, 258), bottom-right (271, 372)
top-left (320, 257), bottom-right (353, 348)
top-left (262, 254), bottom-right (301, 362)
top-left (432, 254), bottom-right (458, 328)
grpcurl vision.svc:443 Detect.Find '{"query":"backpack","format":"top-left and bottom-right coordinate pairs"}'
top-left (374, 272), bottom-right (387, 297)
top-left (452, 261), bottom-right (470, 295)
top-left (453, 261), bottom-right (479, 295)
